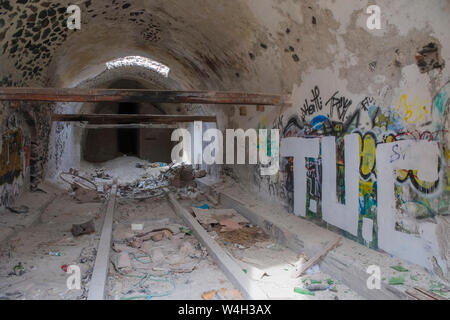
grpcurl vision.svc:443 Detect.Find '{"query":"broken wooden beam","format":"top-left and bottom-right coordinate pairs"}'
top-left (0, 88), bottom-right (286, 105)
top-left (52, 114), bottom-right (217, 124)
top-left (292, 236), bottom-right (342, 278)
top-left (166, 192), bottom-right (267, 300)
top-left (87, 181), bottom-right (118, 300)
top-left (411, 287), bottom-right (446, 300)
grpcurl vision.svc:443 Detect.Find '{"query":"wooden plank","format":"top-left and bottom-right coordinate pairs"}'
top-left (406, 289), bottom-right (435, 300)
top-left (87, 181), bottom-right (118, 300)
top-left (52, 114), bottom-right (217, 124)
top-left (0, 88), bottom-right (285, 105)
top-left (293, 236), bottom-right (342, 278)
top-left (413, 287), bottom-right (446, 300)
top-left (167, 192), bottom-right (267, 300)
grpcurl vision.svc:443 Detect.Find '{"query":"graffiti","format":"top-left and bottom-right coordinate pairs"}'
top-left (0, 129), bottom-right (24, 185)
top-left (397, 94), bottom-right (430, 124)
top-left (360, 96), bottom-right (376, 111)
top-left (300, 86), bottom-right (323, 120)
top-left (326, 91), bottom-right (353, 121)
top-left (392, 129), bottom-right (447, 142)
top-left (357, 131), bottom-right (377, 180)
top-left (283, 116), bottom-right (303, 138)
top-left (251, 82), bottom-right (449, 273)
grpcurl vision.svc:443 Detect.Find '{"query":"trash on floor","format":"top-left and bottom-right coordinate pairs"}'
top-left (389, 276), bottom-right (405, 285)
top-left (12, 262), bottom-right (25, 276)
top-left (71, 219), bottom-right (96, 237)
top-left (391, 265), bottom-right (409, 272)
top-left (202, 288), bottom-right (243, 300)
top-left (294, 287), bottom-right (315, 296)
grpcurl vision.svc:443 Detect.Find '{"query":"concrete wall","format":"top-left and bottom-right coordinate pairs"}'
top-left (228, 0), bottom-right (450, 280)
top-left (0, 103), bottom-right (31, 213)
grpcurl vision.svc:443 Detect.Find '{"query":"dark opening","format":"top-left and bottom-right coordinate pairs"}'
top-left (117, 102), bottom-right (139, 156)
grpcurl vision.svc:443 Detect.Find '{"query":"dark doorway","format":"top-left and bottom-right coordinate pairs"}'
top-left (117, 102), bottom-right (139, 156)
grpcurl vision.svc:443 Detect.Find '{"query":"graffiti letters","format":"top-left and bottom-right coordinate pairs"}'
top-left (326, 91), bottom-right (352, 121)
top-left (300, 86), bottom-right (323, 121)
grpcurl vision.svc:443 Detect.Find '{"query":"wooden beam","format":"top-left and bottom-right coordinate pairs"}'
top-left (77, 123), bottom-right (178, 129)
top-left (0, 88), bottom-right (285, 105)
top-left (52, 114), bottom-right (217, 124)
top-left (88, 181), bottom-right (118, 300)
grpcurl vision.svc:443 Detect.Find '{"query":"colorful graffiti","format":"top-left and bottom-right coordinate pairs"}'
top-left (269, 84), bottom-right (449, 254)
top-left (0, 128), bottom-right (24, 185)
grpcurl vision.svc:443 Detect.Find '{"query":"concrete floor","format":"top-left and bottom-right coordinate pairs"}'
top-left (0, 161), bottom-right (447, 300)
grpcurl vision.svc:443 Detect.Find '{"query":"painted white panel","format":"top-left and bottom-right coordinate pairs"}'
top-left (362, 218), bottom-right (374, 242)
top-left (280, 137), bottom-right (320, 217)
top-left (193, 121), bottom-right (203, 165)
top-left (377, 140), bottom-right (440, 270)
top-left (322, 134), bottom-right (360, 236)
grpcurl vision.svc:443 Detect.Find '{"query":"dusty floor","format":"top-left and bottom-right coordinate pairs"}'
top-left (107, 196), bottom-right (236, 300)
top-left (0, 185), bottom-right (102, 300)
top-left (179, 197), bottom-right (362, 300)
top-left (206, 176), bottom-right (450, 300)
top-left (0, 159), bottom-right (447, 300)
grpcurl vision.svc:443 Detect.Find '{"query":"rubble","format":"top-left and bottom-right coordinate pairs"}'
top-left (71, 219), bottom-right (96, 237)
top-left (60, 161), bottom-right (209, 201)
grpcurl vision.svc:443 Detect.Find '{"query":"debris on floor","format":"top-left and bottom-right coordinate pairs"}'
top-left (202, 288), bottom-right (243, 300)
top-left (71, 219), bottom-right (96, 237)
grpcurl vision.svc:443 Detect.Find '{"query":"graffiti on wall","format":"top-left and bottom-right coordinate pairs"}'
top-left (0, 129), bottom-right (24, 185)
top-left (259, 83), bottom-right (449, 258)
top-left (0, 125), bottom-right (29, 210)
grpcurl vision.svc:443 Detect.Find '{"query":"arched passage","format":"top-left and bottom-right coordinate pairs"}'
top-left (81, 78), bottom-right (177, 164)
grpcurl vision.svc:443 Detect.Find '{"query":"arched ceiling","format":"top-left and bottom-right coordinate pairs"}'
top-left (0, 0), bottom-right (336, 92)
top-left (0, 0), bottom-right (448, 98)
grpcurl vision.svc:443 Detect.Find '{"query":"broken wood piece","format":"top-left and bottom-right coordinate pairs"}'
top-left (413, 287), bottom-right (446, 300)
top-left (192, 208), bottom-right (219, 226)
top-left (205, 193), bottom-right (219, 206)
top-left (293, 237), bottom-right (342, 278)
top-left (202, 290), bottom-right (217, 300)
top-left (117, 252), bottom-right (131, 269)
top-left (220, 219), bottom-right (244, 232)
top-left (192, 208), bottom-right (249, 228)
top-left (73, 187), bottom-right (100, 203)
top-left (71, 218), bottom-right (96, 237)
top-left (406, 289), bottom-right (435, 300)
top-left (202, 288), bottom-right (243, 300)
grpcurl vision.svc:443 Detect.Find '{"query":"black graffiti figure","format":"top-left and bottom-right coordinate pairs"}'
top-left (326, 91), bottom-right (352, 121)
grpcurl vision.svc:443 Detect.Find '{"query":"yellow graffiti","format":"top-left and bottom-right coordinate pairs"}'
top-left (0, 129), bottom-right (24, 183)
top-left (397, 94), bottom-right (430, 124)
top-left (358, 133), bottom-right (377, 179)
top-left (360, 179), bottom-right (375, 196)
